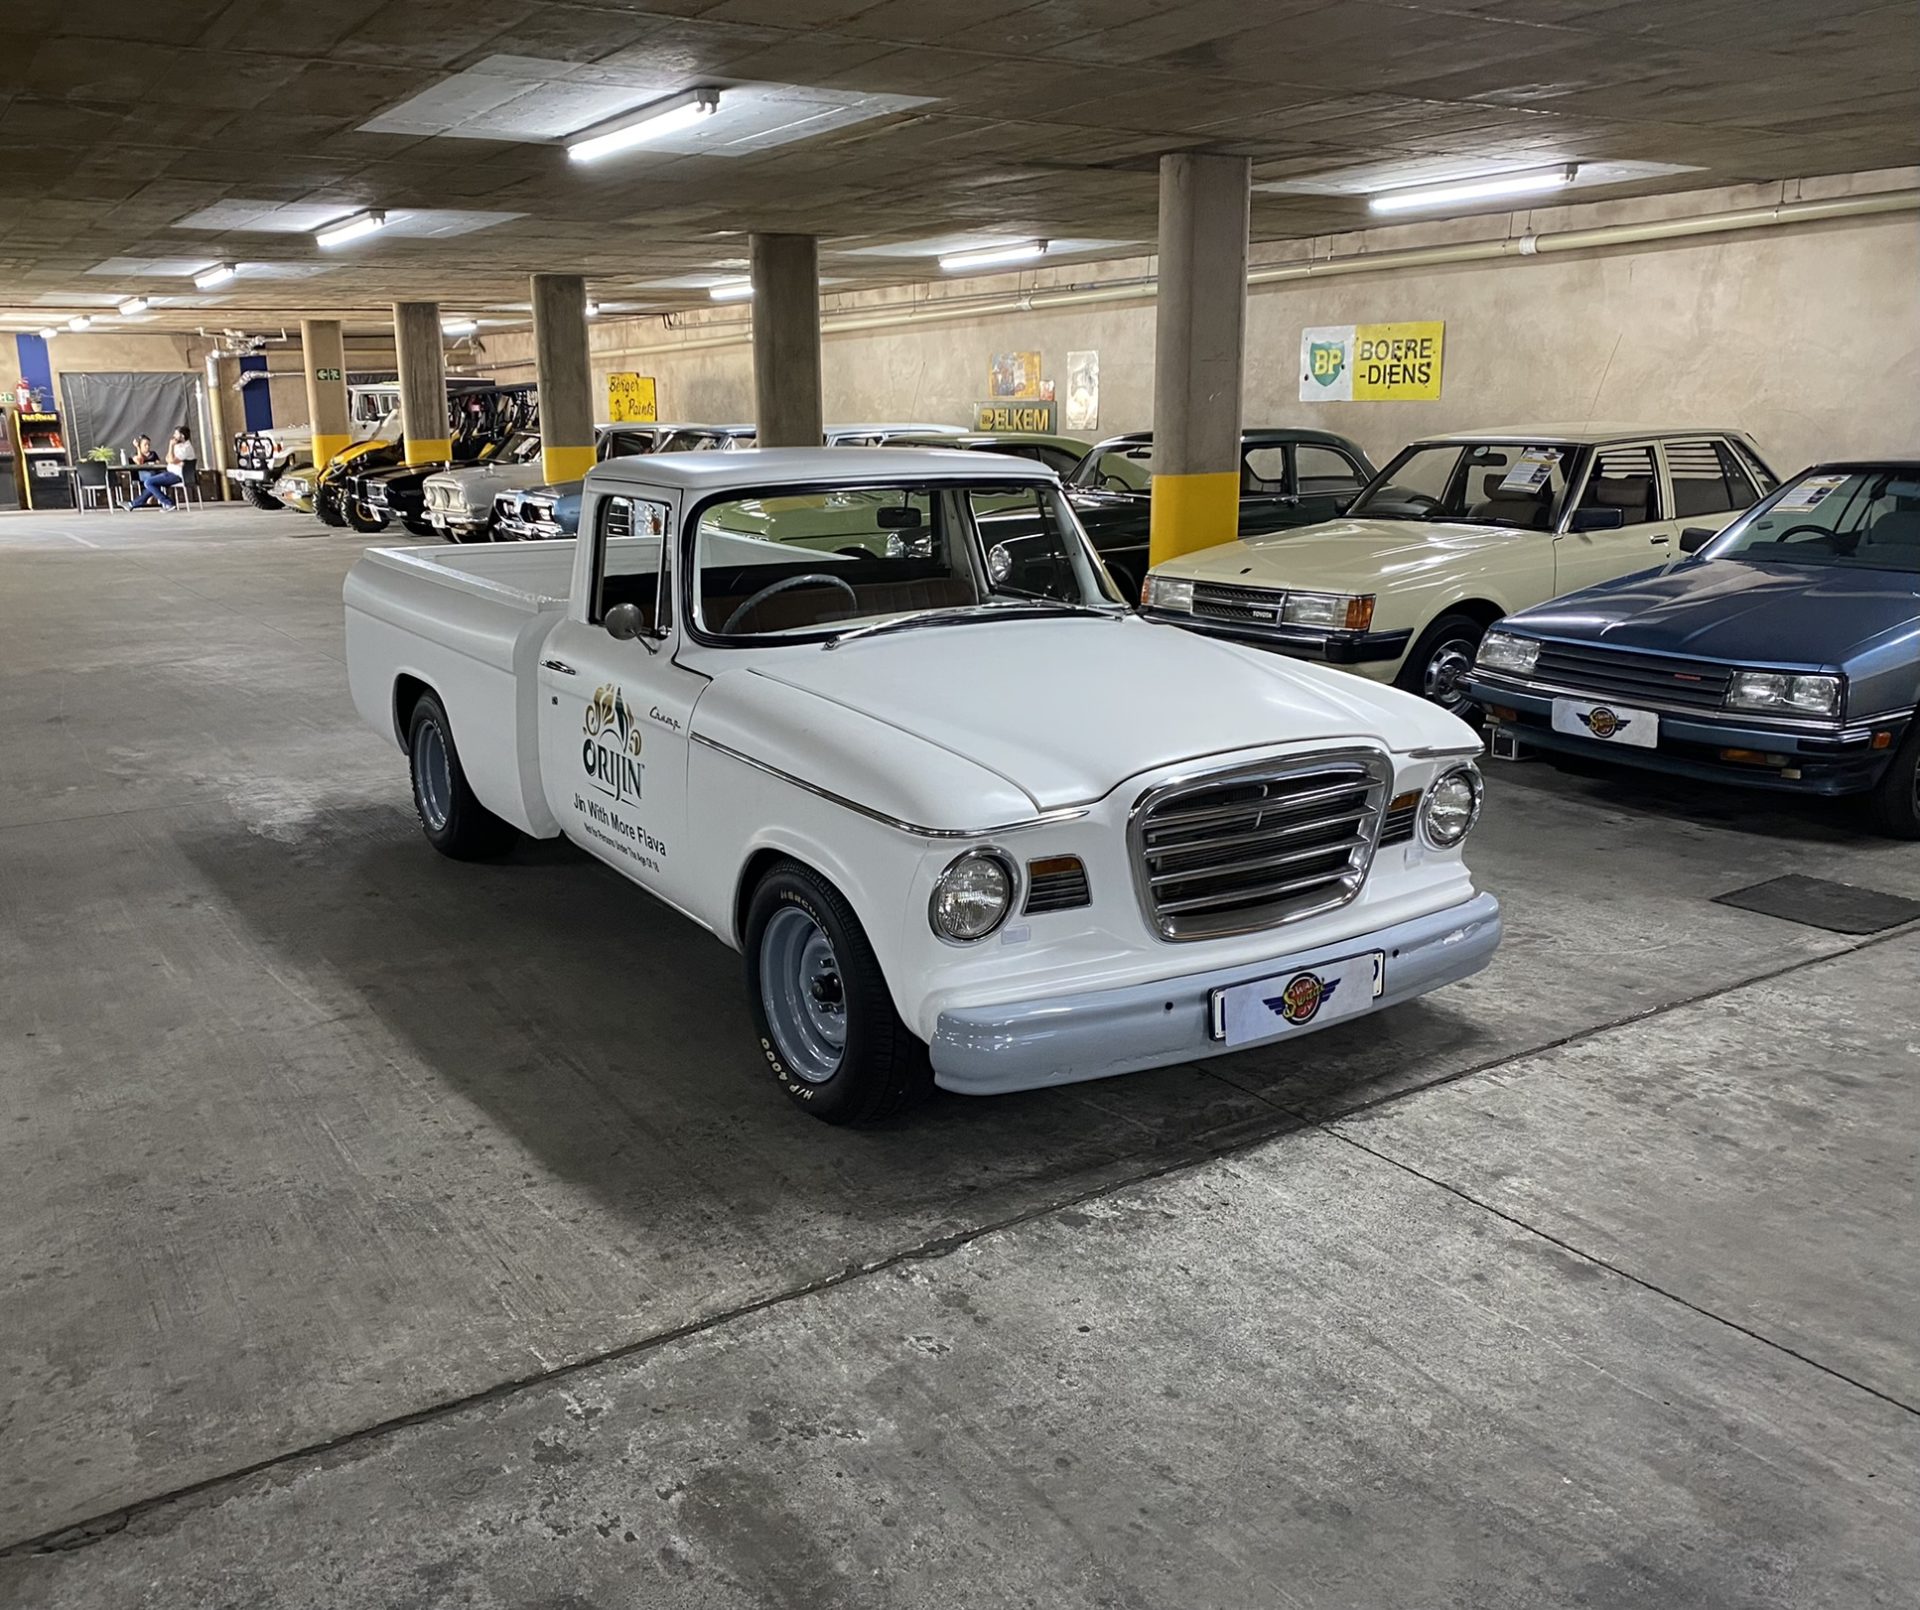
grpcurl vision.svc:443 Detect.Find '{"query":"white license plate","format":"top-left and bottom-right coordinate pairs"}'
top-left (1551, 697), bottom-right (1658, 748)
top-left (231, 469), bottom-right (265, 482)
top-left (1210, 952), bottom-right (1384, 1046)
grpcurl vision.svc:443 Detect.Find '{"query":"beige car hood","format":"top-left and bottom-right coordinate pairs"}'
top-left (1174, 517), bottom-right (1531, 590)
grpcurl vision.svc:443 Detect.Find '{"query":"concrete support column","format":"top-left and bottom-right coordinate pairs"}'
top-left (203, 352), bottom-right (236, 500)
top-left (531, 274), bottom-right (596, 486)
top-left (750, 234), bottom-right (823, 447)
top-left (392, 301), bottom-right (449, 466)
top-left (1148, 152), bottom-right (1251, 566)
top-left (300, 318), bottom-right (351, 470)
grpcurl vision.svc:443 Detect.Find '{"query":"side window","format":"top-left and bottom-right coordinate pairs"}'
top-left (1575, 446), bottom-right (1660, 526)
top-left (1243, 446), bottom-right (1288, 492)
top-left (1665, 439), bottom-right (1749, 518)
top-left (1295, 443), bottom-right (1367, 494)
top-left (591, 495), bottom-right (668, 627)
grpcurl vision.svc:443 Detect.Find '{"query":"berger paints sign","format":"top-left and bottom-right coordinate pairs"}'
top-left (1299, 321), bottom-right (1444, 402)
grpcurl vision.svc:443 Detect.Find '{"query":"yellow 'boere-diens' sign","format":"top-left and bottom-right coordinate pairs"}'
top-left (607, 372), bottom-right (658, 424)
top-left (1299, 321), bottom-right (1444, 402)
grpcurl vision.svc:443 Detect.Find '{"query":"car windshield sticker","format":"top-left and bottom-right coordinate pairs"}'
top-left (1498, 450), bottom-right (1560, 493)
top-left (1775, 473), bottom-right (1851, 511)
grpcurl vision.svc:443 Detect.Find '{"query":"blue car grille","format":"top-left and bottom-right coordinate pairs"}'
top-left (1529, 642), bottom-right (1734, 711)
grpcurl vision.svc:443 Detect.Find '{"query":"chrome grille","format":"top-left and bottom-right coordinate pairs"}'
top-left (1131, 752), bottom-right (1390, 941)
top-left (1529, 642), bottom-right (1734, 711)
top-left (1191, 581), bottom-right (1289, 626)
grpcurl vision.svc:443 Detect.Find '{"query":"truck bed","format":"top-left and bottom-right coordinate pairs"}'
top-left (344, 540), bottom-right (578, 838)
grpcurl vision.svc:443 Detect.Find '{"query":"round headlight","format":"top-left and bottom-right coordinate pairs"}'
top-left (929, 851), bottom-right (1015, 942)
top-left (1420, 765), bottom-right (1483, 848)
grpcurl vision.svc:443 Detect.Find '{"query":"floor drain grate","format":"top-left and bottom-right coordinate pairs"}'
top-left (1713, 873), bottom-right (1920, 935)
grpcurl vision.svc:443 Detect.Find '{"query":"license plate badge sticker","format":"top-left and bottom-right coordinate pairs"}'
top-left (1211, 952), bottom-right (1384, 1045)
top-left (1551, 697), bottom-right (1658, 748)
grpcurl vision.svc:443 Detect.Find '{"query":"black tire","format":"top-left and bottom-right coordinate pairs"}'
top-left (1867, 717), bottom-right (1920, 838)
top-left (402, 516), bottom-right (437, 539)
top-left (241, 483), bottom-right (283, 511)
top-left (406, 693), bottom-right (518, 860)
top-left (346, 501), bottom-right (389, 534)
top-left (1397, 611), bottom-right (1492, 718)
top-left (452, 520), bottom-right (492, 545)
top-left (314, 488), bottom-right (347, 527)
top-left (743, 861), bottom-right (933, 1124)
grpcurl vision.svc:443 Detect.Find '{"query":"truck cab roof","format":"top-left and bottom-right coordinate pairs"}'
top-left (589, 446), bottom-right (1061, 495)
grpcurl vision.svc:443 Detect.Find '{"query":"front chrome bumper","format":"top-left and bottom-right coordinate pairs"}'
top-left (928, 891), bottom-right (1501, 1095)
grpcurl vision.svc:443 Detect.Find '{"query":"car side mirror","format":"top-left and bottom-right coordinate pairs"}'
top-left (1568, 506), bottom-right (1627, 532)
top-left (1679, 526), bottom-right (1717, 554)
top-left (604, 602), bottom-right (648, 641)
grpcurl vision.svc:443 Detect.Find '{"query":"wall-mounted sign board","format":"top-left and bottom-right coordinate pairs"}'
top-left (607, 372), bottom-right (658, 424)
top-left (1300, 321), bottom-right (1444, 402)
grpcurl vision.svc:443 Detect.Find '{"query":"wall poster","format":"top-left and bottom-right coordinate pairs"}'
top-left (989, 351), bottom-right (1044, 400)
top-left (1299, 321), bottom-right (1444, 402)
top-left (1065, 350), bottom-right (1099, 431)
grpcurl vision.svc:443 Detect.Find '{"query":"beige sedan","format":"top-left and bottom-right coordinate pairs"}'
top-left (1142, 426), bottom-right (1778, 713)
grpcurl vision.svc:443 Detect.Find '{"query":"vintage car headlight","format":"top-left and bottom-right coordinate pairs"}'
top-left (1144, 575), bottom-right (1194, 612)
top-left (1282, 592), bottom-right (1375, 631)
top-left (1476, 630), bottom-right (1541, 676)
top-left (1725, 671), bottom-right (1842, 717)
top-left (929, 850), bottom-right (1016, 942)
top-left (1420, 765), bottom-right (1484, 848)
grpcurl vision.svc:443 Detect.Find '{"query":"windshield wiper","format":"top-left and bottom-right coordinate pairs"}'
top-left (822, 599), bottom-right (1108, 651)
top-left (987, 584), bottom-right (1121, 616)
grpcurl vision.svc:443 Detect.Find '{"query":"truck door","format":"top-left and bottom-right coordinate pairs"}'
top-left (536, 491), bottom-right (702, 910)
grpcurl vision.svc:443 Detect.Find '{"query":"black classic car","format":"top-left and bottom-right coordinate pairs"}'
top-left (1060, 428), bottom-right (1378, 600)
top-left (340, 385), bottom-right (539, 535)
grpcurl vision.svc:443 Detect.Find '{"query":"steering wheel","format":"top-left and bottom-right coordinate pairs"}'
top-left (1768, 523), bottom-right (1843, 546)
top-left (723, 573), bottom-right (859, 634)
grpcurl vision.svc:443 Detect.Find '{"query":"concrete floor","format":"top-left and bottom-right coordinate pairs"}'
top-left (1, 504), bottom-right (1914, 1608)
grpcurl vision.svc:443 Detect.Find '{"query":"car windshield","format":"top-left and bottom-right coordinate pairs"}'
top-left (1710, 469), bottom-right (1920, 573)
top-left (499, 431), bottom-right (542, 463)
top-left (690, 480), bottom-right (1121, 641)
top-left (1351, 441), bottom-right (1572, 529)
top-left (1068, 440), bottom-right (1153, 494)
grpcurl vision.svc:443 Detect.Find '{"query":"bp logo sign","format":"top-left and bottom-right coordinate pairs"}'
top-left (1307, 341), bottom-right (1346, 388)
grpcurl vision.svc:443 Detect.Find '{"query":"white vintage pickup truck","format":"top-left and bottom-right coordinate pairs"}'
top-left (344, 449), bottom-right (1501, 1123)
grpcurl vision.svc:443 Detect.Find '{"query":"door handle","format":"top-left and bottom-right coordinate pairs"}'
top-left (542, 658), bottom-right (576, 675)
top-left (1649, 536), bottom-right (1671, 546)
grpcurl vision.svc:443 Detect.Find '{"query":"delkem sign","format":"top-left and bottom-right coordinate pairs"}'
top-left (1299, 321), bottom-right (1444, 402)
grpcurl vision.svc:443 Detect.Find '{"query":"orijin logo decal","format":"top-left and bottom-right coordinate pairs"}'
top-left (582, 683), bottom-right (646, 804)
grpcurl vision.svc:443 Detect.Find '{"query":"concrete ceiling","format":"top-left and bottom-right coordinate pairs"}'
top-left (2, 0), bottom-right (1915, 334)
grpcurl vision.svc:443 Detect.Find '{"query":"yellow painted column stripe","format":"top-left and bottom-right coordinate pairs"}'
top-left (1148, 470), bottom-right (1241, 567)
top-left (543, 443), bottom-right (598, 485)
top-left (310, 433), bottom-right (352, 471)
top-left (405, 437), bottom-right (452, 466)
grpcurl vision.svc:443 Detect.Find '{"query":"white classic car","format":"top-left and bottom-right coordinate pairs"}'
top-left (344, 450), bottom-right (1501, 1123)
top-left (419, 427), bottom-right (559, 542)
top-left (1144, 427), bottom-right (1778, 715)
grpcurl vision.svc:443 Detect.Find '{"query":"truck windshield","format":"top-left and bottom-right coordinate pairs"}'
top-left (1351, 441), bottom-right (1571, 529)
top-left (1710, 469), bottom-right (1920, 573)
top-left (690, 480), bottom-right (1121, 641)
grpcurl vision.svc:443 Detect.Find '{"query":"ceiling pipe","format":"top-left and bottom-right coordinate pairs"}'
top-left (565, 186), bottom-right (1917, 363)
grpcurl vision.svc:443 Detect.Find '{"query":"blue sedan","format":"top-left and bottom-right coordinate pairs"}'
top-left (1465, 461), bottom-right (1920, 836)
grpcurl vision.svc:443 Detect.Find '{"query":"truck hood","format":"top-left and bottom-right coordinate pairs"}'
top-left (711, 614), bottom-right (1473, 814)
top-left (1175, 517), bottom-right (1523, 588)
top-left (1514, 559), bottom-right (1920, 666)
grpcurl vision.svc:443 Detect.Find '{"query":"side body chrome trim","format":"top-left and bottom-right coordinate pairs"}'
top-left (690, 733), bottom-right (1089, 839)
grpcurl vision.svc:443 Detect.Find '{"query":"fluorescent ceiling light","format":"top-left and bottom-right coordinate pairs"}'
top-left (118, 296), bottom-right (150, 316)
top-left (938, 240), bottom-right (1047, 273)
top-left (194, 262), bottom-right (238, 289)
top-left (67, 315), bottom-right (92, 331)
top-left (315, 209), bottom-right (387, 249)
top-left (1369, 164), bottom-right (1577, 214)
top-left (442, 318), bottom-right (479, 336)
top-left (566, 87), bottom-right (720, 165)
top-left (708, 278), bottom-right (753, 302)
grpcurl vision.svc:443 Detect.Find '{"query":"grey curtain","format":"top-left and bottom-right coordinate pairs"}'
top-left (60, 371), bottom-right (203, 459)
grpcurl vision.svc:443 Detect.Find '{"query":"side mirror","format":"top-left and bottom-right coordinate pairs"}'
top-left (604, 602), bottom-right (648, 641)
top-left (1679, 526), bottom-right (1717, 554)
top-left (1568, 506), bottom-right (1627, 532)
